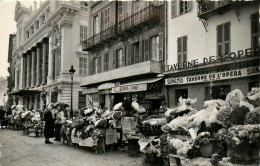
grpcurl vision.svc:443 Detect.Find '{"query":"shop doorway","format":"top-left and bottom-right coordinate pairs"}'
top-left (114, 93), bottom-right (125, 105)
top-left (175, 89), bottom-right (188, 104)
top-left (211, 85), bottom-right (231, 100)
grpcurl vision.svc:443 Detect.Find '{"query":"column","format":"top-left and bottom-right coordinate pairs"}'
top-left (54, 51), bottom-right (59, 79)
top-left (26, 53), bottom-right (31, 89)
top-left (23, 55), bottom-right (27, 89)
top-left (36, 44), bottom-right (41, 87)
top-left (42, 42), bottom-right (47, 85)
top-left (47, 37), bottom-right (54, 83)
top-left (14, 69), bottom-right (18, 90)
top-left (20, 55), bottom-right (24, 89)
top-left (31, 49), bottom-right (36, 87)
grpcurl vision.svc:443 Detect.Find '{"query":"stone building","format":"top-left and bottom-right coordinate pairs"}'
top-left (165, 1), bottom-right (259, 109)
top-left (81, 1), bottom-right (167, 110)
top-left (9, 1), bottom-right (89, 110)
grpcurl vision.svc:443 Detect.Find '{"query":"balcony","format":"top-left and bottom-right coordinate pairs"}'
top-left (117, 5), bottom-right (161, 36)
top-left (197, 0), bottom-right (234, 20)
top-left (80, 60), bottom-right (161, 86)
top-left (83, 25), bottom-right (117, 51)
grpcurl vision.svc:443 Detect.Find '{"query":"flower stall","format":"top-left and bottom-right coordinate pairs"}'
top-left (163, 88), bottom-right (260, 166)
top-left (22, 110), bottom-right (44, 137)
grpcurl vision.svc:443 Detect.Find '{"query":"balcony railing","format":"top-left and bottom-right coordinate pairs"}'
top-left (83, 25), bottom-right (116, 51)
top-left (118, 5), bottom-right (161, 35)
top-left (197, 0), bottom-right (233, 19)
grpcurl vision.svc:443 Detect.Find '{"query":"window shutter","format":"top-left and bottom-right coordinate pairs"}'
top-left (183, 36), bottom-right (187, 52)
top-left (171, 0), bottom-right (177, 18)
top-left (177, 38), bottom-right (182, 54)
top-left (122, 47), bottom-right (126, 67)
top-left (103, 54), bottom-right (106, 71)
top-left (159, 33), bottom-right (164, 61)
top-left (218, 45), bottom-right (222, 57)
top-left (113, 50), bottom-right (117, 69)
top-left (98, 56), bottom-right (101, 73)
top-left (132, 44), bottom-right (135, 64)
top-left (144, 39), bottom-right (149, 61)
top-left (217, 25), bottom-right (223, 43)
top-left (127, 44), bottom-right (132, 65)
top-left (224, 23), bottom-right (230, 41)
top-left (89, 57), bottom-right (93, 75)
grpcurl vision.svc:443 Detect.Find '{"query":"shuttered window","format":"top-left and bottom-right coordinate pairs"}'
top-left (103, 53), bottom-right (109, 72)
top-left (93, 57), bottom-right (100, 74)
top-left (79, 57), bottom-right (87, 76)
top-left (113, 48), bottom-right (125, 69)
top-left (217, 22), bottom-right (230, 57)
top-left (171, 0), bottom-right (177, 18)
top-left (151, 36), bottom-right (159, 61)
top-left (177, 36), bottom-right (187, 64)
top-left (104, 7), bottom-right (110, 29)
top-left (93, 15), bottom-right (99, 35)
top-left (143, 39), bottom-right (149, 61)
top-left (251, 13), bottom-right (259, 49)
top-left (80, 25), bottom-right (87, 45)
top-left (133, 42), bottom-right (139, 64)
top-left (180, 0), bottom-right (192, 15)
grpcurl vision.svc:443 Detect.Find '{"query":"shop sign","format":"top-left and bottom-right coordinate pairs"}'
top-left (145, 92), bottom-right (163, 99)
top-left (165, 66), bottom-right (260, 85)
top-left (112, 84), bottom-right (147, 93)
top-left (166, 47), bottom-right (259, 72)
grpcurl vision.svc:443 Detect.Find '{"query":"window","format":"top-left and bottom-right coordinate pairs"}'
top-left (78, 91), bottom-right (86, 109)
top-left (151, 36), bottom-right (159, 61)
top-left (79, 57), bottom-right (87, 76)
top-left (104, 7), bottom-right (110, 29)
top-left (175, 89), bottom-right (188, 105)
top-left (143, 39), bottom-right (150, 61)
top-left (171, 0), bottom-right (192, 18)
top-left (177, 36), bottom-right (187, 64)
top-left (113, 49), bottom-right (125, 69)
top-left (104, 53), bottom-right (109, 72)
top-left (118, 1), bottom-right (123, 21)
top-left (217, 22), bottom-right (230, 57)
top-left (93, 15), bottom-right (99, 35)
top-left (93, 56), bottom-right (101, 74)
top-left (251, 13), bottom-right (259, 49)
top-left (80, 25), bottom-right (87, 45)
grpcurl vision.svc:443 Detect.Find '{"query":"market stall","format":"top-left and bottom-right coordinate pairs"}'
top-left (162, 88), bottom-right (260, 166)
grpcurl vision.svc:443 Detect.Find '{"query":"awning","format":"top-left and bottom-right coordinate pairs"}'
top-left (112, 77), bottom-right (163, 93)
top-left (97, 83), bottom-right (115, 90)
top-left (8, 89), bottom-right (41, 96)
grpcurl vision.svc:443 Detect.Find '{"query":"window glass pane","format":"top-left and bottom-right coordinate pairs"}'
top-left (224, 23), bottom-right (230, 41)
top-left (217, 25), bottom-right (222, 43)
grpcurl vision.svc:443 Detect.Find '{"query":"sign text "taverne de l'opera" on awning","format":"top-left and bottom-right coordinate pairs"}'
top-left (165, 66), bottom-right (260, 85)
top-left (166, 47), bottom-right (259, 72)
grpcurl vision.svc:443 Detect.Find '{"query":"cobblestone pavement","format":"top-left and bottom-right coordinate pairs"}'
top-left (0, 129), bottom-right (143, 166)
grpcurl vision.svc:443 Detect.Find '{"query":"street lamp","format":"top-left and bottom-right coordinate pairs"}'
top-left (3, 93), bottom-right (6, 110)
top-left (69, 65), bottom-right (76, 118)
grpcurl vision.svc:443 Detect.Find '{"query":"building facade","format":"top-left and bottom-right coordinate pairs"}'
top-left (9, 1), bottom-right (89, 110)
top-left (81, 1), bottom-right (166, 110)
top-left (165, 1), bottom-right (259, 109)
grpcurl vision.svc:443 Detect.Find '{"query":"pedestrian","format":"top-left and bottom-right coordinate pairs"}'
top-left (43, 104), bottom-right (55, 144)
top-left (53, 103), bottom-right (64, 141)
top-left (0, 106), bottom-right (5, 129)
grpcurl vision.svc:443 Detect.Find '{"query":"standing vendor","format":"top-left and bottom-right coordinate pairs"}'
top-left (53, 103), bottom-right (64, 141)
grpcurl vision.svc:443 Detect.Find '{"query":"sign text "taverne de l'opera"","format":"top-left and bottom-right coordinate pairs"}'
top-left (166, 47), bottom-right (259, 72)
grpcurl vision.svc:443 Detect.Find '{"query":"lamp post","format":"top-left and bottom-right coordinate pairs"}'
top-left (3, 93), bottom-right (6, 110)
top-left (69, 66), bottom-right (75, 118)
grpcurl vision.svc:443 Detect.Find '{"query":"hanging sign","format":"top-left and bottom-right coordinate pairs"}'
top-left (165, 66), bottom-right (260, 85)
top-left (112, 84), bottom-right (147, 93)
top-left (145, 92), bottom-right (163, 99)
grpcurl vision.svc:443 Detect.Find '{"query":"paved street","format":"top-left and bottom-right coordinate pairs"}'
top-left (0, 129), bottom-right (142, 166)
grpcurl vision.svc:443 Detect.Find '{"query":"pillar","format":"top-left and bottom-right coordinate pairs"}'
top-left (47, 37), bottom-right (54, 83)
top-left (20, 55), bottom-right (24, 89)
top-left (54, 51), bottom-right (59, 79)
top-left (26, 53), bottom-right (31, 89)
top-left (31, 48), bottom-right (36, 87)
top-left (42, 42), bottom-right (47, 85)
top-left (36, 44), bottom-right (41, 87)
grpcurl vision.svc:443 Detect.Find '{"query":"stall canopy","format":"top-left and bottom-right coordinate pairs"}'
top-left (112, 77), bottom-right (163, 93)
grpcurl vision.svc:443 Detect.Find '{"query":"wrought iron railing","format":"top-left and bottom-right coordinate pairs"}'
top-left (118, 5), bottom-right (161, 33)
top-left (83, 25), bottom-right (116, 50)
top-left (198, 0), bottom-right (233, 16)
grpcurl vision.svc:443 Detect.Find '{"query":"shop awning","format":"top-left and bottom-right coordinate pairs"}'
top-left (111, 77), bottom-right (163, 93)
top-left (98, 83), bottom-right (115, 90)
top-left (8, 89), bottom-right (41, 96)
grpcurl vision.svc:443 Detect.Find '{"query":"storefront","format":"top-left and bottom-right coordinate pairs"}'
top-left (165, 55), bottom-right (260, 109)
top-left (111, 77), bottom-right (165, 112)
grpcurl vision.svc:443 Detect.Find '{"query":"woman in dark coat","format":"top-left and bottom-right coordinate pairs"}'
top-left (44, 107), bottom-right (55, 144)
